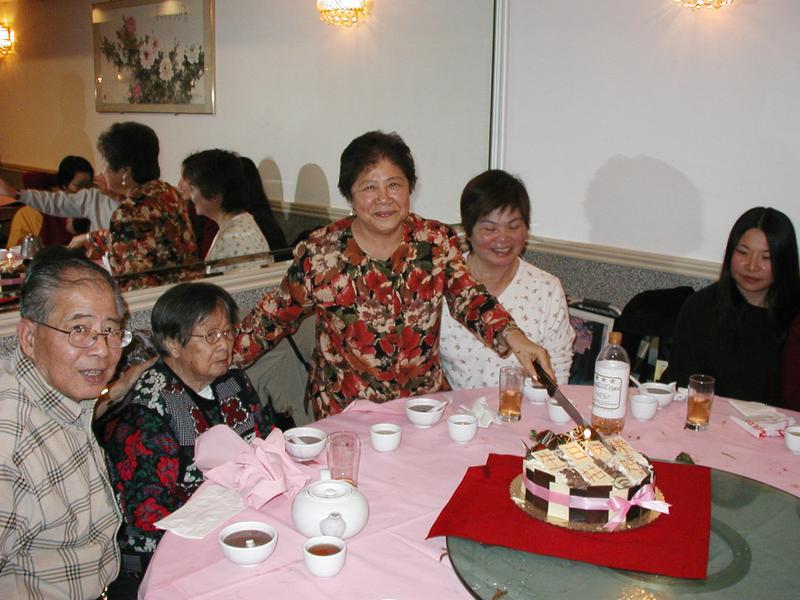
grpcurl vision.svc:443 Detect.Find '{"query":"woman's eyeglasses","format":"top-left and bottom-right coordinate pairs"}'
top-left (33, 321), bottom-right (133, 349)
top-left (190, 328), bottom-right (235, 345)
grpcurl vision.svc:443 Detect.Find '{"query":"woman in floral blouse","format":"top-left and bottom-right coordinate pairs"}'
top-left (98, 283), bottom-right (273, 574)
top-left (70, 121), bottom-right (198, 290)
top-left (234, 131), bottom-right (553, 418)
top-left (181, 149), bottom-right (271, 264)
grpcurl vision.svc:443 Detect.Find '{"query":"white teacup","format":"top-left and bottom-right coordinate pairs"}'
top-left (218, 521), bottom-right (278, 567)
top-left (447, 414), bottom-right (478, 443)
top-left (642, 382), bottom-right (676, 408)
top-left (630, 394), bottom-right (658, 421)
top-left (370, 423), bottom-right (401, 452)
top-left (547, 399), bottom-right (571, 423)
top-left (304, 535), bottom-right (346, 577)
top-left (523, 379), bottom-right (549, 404)
top-left (785, 426), bottom-right (800, 454)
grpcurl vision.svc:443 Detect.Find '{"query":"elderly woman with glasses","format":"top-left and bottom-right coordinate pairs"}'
top-left (97, 282), bottom-right (274, 579)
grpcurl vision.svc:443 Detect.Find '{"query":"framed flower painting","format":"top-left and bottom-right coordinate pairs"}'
top-left (92, 0), bottom-right (215, 114)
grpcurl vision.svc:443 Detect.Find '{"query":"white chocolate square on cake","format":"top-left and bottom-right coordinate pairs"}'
top-left (559, 441), bottom-right (593, 464)
top-left (606, 435), bottom-right (637, 456)
top-left (546, 481), bottom-right (571, 521)
top-left (585, 440), bottom-right (613, 461)
top-left (530, 449), bottom-right (566, 472)
top-left (574, 462), bottom-right (615, 486)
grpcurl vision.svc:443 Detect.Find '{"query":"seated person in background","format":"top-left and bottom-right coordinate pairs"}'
top-left (97, 282), bottom-right (274, 580)
top-left (240, 156), bottom-right (290, 260)
top-left (6, 155), bottom-right (93, 247)
top-left (665, 207), bottom-right (800, 405)
top-left (439, 169), bottom-right (575, 387)
top-left (69, 122), bottom-right (199, 290)
top-left (0, 246), bottom-right (129, 598)
top-left (781, 313), bottom-right (800, 411)
top-left (0, 159), bottom-right (119, 235)
top-left (181, 149), bottom-right (270, 263)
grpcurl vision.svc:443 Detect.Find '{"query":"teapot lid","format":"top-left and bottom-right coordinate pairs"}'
top-left (308, 480), bottom-right (353, 500)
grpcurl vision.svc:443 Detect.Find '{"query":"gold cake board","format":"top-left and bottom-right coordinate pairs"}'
top-left (509, 475), bottom-right (662, 533)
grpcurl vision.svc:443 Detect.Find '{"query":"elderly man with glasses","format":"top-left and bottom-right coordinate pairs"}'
top-left (0, 246), bottom-right (133, 599)
top-left (95, 282), bottom-right (274, 593)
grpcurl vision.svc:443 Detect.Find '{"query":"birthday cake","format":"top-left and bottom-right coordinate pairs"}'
top-left (522, 428), bottom-right (661, 530)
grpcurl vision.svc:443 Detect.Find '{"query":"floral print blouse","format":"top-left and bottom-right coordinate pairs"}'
top-left (234, 213), bottom-right (518, 418)
top-left (86, 180), bottom-right (199, 290)
top-left (96, 360), bottom-right (272, 556)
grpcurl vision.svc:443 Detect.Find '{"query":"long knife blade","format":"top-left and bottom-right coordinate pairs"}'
top-left (532, 361), bottom-right (587, 428)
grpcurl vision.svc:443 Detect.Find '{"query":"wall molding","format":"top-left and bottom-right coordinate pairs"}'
top-left (526, 235), bottom-right (719, 280)
top-left (269, 199), bottom-right (349, 222)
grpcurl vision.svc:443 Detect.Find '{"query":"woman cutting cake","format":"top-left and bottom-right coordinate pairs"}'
top-left (233, 131), bottom-right (553, 418)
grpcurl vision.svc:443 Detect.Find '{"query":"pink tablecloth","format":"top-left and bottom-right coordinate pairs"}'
top-left (139, 386), bottom-right (800, 600)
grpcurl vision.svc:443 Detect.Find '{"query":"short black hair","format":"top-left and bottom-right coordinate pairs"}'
top-left (337, 131), bottom-right (416, 201)
top-left (460, 169), bottom-right (530, 239)
top-left (21, 246), bottom-right (127, 323)
top-left (97, 121), bottom-right (160, 183)
top-left (181, 149), bottom-right (247, 215)
top-left (151, 282), bottom-right (239, 356)
top-left (56, 156), bottom-right (94, 189)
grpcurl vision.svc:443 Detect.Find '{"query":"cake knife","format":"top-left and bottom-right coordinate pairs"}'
top-left (532, 360), bottom-right (589, 429)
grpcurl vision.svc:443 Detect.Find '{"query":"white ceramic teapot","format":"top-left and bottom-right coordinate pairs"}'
top-left (291, 469), bottom-right (369, 539)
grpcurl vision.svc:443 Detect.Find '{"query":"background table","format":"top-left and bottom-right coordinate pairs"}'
top-left (140, 386), bottom-right (800, 599)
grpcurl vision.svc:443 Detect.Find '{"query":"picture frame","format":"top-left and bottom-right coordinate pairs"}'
top-left (92, 0), bottom-right (215, 114)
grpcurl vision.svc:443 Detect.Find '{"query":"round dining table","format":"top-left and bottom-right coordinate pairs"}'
top-left (139, 385), bottom-right (800, 599)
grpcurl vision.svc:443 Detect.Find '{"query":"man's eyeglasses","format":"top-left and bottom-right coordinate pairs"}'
top-left (190, 328), bottom-right (235, 345)
top-left (33, 321), bottom-right (133, 349)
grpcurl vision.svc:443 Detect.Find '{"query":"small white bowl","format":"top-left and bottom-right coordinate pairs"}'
top-left (547, 399), bottom-right (571, 423)
top-left (785, 425), bottom-right (800, 454)
top-left (284, 427), bottom-right (327, 461)
top-left (642, 382), bottom-right (675, 408)
top-left (219, 521), bottom-right (278, 567)
top-left (630, 394), bottom-right (658, 421)
top-left (447, 414), bottom-right (478, 443)
top-left (523, 380), bottom-right (549, 404)
top-left (304, 535), bottom-right (346, 577)
top-left (405, 398), bottom-right (446, 428)
top-left (370, 423), bottom-right (402, 452)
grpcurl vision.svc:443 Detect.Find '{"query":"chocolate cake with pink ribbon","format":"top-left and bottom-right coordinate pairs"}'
top-left (523, 428), bottom-right (669, 530)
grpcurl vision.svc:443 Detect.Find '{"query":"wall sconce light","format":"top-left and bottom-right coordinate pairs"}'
top-left (0, 22), bottom-right (15, 58)
top-left (316, 0), bottom-right (370, 28)
top-left (673, 0), bottom-right (733, 9)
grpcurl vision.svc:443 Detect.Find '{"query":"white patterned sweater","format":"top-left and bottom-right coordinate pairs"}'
top-left (440, 257), bottom-right (575, 387)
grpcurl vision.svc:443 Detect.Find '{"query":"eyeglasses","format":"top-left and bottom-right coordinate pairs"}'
top-left (190, 328), bottom-right (235, 345)
top-left (33, 321), bottom-right (133, 349)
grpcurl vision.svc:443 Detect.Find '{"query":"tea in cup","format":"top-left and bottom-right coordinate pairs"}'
top-left (370, 423), bottom-right (401, 452)
top-left (304, 535), bottom-right (346, 577)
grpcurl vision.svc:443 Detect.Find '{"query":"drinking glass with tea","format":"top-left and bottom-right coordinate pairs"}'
top-left (498, 365), bottom-right (525, 422)
top-left (685, 374), bottom-right (715, 431)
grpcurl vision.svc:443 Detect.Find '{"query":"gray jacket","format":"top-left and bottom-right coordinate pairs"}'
top-left (21, 187), bottom-right (119, 232)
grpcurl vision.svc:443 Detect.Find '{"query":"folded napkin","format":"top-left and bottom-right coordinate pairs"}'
top-left (457, 396), bottom-right (501, 428)
top-left (195, 425), bottom-right (316, 509)
top-left (728, 399), bottom-right (796, 438)
top-left (428, 454), bottom-right (711, 579)
top-left (154, 484), bottom-right (243, 538)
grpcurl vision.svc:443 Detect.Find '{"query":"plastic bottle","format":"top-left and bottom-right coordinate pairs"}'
top-left (591, 331), bottom-right (630, 435)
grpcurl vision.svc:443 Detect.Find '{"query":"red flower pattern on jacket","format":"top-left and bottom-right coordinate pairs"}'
top-left (233, 214), bottom-right (518, 418)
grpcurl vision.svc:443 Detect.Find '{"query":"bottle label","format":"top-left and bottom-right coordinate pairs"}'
top-left (592, 361), bottom-right (629, 419)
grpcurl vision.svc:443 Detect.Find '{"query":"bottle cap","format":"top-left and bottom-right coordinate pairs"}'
top-left (609, 331), bottom-right (623, 345)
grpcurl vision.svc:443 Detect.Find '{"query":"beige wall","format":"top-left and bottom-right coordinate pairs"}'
top-left (0, 0), bottom-right (494, 223)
